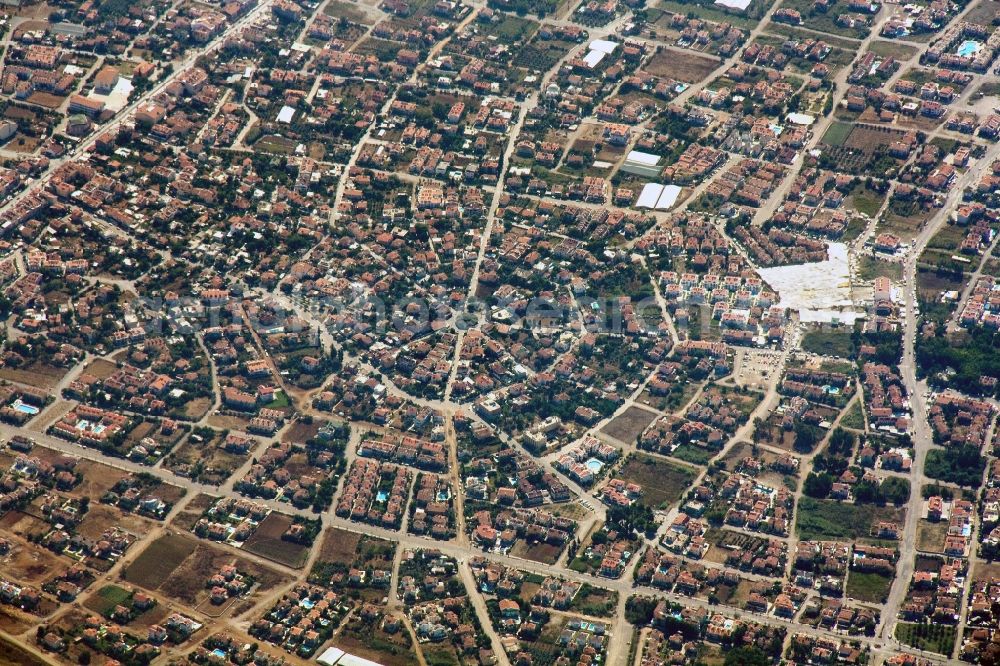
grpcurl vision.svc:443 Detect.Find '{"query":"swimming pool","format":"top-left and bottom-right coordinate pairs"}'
top-left (957, 40), bottom-right (982, 57)
top-left (75, 419), bottom-right (107, 433)
top-left (376, 490), bottom-right (389, 502)
top-left (211, 648), bottom-right (227, 659)
top-left (11, 400), bottom-right (38, 416)
top-left (585, 458), bottom-right (604, 474)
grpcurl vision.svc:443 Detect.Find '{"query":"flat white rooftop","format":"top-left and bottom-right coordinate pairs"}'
top-left (714, 0), bottom-right (752, 9)
top-left (582, 39), bottom-right (619, 68)
top-left (337, 655), bottom-right (386, 666)
top-left (590, 39), bottom-right (619, 54)
top-left (316, 647), bottom-right (346, 666)
top-left (582, 50), bottom-right (606, 68)
top-left (656, 184), bottom-right (682, 209)
top-left (637, 183), bottom-right (664, 208)
top-left (625, 150), bottom-right (661, 167)
top-left (636, 183), bottom-right (682, 210)
top-left (786, 112), bottom-right (816, 125)
top-left (756, 242), bottom-right (863, 324)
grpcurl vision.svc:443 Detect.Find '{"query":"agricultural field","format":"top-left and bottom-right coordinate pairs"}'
top-left (122, 533), bottom-right (198, 591)
top-left (857, 256), bottom-right (902, 281)
top-left (845, 571), bottom-right (893, 604)
top-left (777, 0), bottom-right (873, 38)
top-left (645, 48), bottom-right (721, 82)
top-left (822, 122), bottom-right (853, 147)
top-left (916, 519), bottom-right (949, 553)
top-left (323, 0), bottom-right (375, 23)
top-left (660, 0), bottom-right (767, 27)
top-left (310, 528), bottom-right (395, 600)
top-left (600, 406), bottom-right (659, 444)
top-left (895, 623), bottom-right (957, 655)
top-left (241, 512), bottom-right (313, 568)
top-left (820, 123), bottom-right (909, 175)
top-left (796, 498), bottom-right (905, 541)
top-left (618, 453), bottom-right (696, 508)
top-left (881, 198), bottom-right (935, 242)
top-left (513, 35), bottom-right (578, 72)
top-left (508, 539), bottom-right (562, 564)
top-left (0, 362), bottom-right (70, 390)
top-left (479, 14), bottom-right (539, 40)
top-left (162, 427), bottom-right (245, 486)
top-left (867, 40), bottom-right (919, 60)
top-left (800, 326), bottom-right (854, 358)
top-left (332, 614), bottom-right (419, 666)
top-left (123, 533), bottom-right (289, 609)
top-left (846, 184), bottom-right (888, 220)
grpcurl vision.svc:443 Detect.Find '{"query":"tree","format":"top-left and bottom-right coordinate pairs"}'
top-left (853, 479), bottom-right (880, 505)
top-left (880, 477), bottom-right (910, 505)
top-left (608, 503), bottom-right (656, 537)
top-left (828, 428), bottom-right (854, 457)
top-left (813, 453), bottom-right (848, 476)
top-left (926, 445), bottom-right (985, 487)
top-left (803, 472), bottom-right (833, 499)
top-left (922, 483), bottom-right (954, 501)
top-left (793, 422), bottom-right (821, 453)
top-left (624, 596), bottom-right (659, 626)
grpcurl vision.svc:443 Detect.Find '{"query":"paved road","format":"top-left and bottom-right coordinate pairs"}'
top-left (881, 136), bottom-right (1000, 642)
top-left (945, 232), bottom-right (1000, 333)
top-left (1, 0), bottom-right (995, 664)
top-left (458, 561), bottom-right (513, 666)
top-left (0, 0), bottom-right (275, 225)
top-left (5, 411), bottom-right (952, 665)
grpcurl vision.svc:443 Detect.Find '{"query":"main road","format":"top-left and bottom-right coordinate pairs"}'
top-left (881, 134), bottom-right (1000, 640)
top-left (0, 0), bottom-right (276, 222)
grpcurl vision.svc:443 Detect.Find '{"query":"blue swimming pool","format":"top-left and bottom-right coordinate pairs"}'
top-left (958, 40), bottom-right (981, 57)
top-left (12, 400), bottom-right (38, 415)
top-left (376, 490), bottom-right (388, 502)
top-left (211, 648), bottom-right (227, 659)
top-left (585, 458), bottom-right (604, 474)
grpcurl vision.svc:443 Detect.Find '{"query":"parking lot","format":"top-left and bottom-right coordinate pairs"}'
top-left (733, 349), bottom-right (785, 389)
